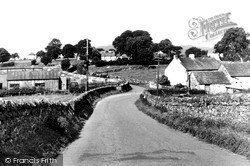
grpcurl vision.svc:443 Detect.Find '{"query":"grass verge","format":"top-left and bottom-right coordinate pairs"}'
top-left (135, 97), bottom-right (250, 159)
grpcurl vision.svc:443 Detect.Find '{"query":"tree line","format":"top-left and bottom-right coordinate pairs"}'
top-left (0, 27), bottom-right (249, 65)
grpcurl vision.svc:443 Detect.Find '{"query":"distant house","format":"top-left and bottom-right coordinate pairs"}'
top-left (101, 50), bottom-right (117, 61)
top-left (164, 55), bottom-right (231, 94)
top-left (7, 70), bottom-right (62, 91)
top-left (222, 62), bottom-right (250, 90)
top-left (27, 52), bottom-right (36, 60)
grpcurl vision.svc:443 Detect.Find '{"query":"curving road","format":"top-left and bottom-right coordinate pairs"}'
top-left (57, 86), bottom-right (250, 166)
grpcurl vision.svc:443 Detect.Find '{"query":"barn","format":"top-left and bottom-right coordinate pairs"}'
top-left (7, 70), bottom-right (61, 91)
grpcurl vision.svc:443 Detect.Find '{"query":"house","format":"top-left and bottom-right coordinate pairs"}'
top-left (27, 52), bottom-right (36, 60)
top-left (7, 69), bottom-right (62, 91)
top-left (222, 62), bottom-right (250, 90)
top-left (164, 55), bottom-right (231, 94)
top-left (101, 50), bottom-right (117, 61)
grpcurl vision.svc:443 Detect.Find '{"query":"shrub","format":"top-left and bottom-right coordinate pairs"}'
top-left (77, 62), bottom-right (87, 74)
top-left (95, 60), bottom-right (107, 67)
top-left (31, 59), bottom-right (37, 65)
top-left (91, 56), bottom-right (100, 65)
top-left (67, 64), bottom-right (77, 72)
top-left (174, 83), bottom-right (186, 89)
top-left (159, 75), bottom-right (171, 86)
top-left (0, 61), bottom-right (15, 67)
top-left (61, 58), bottom-right (71, 71)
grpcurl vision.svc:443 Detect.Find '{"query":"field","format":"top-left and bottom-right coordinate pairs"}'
top-left (89, 65), bottom-right (167, 85)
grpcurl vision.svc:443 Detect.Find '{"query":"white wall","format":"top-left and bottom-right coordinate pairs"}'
top-left (164, 57), bottom-right (187, 86)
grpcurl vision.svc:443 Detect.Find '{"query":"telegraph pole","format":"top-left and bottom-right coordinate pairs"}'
top-left (85, 39), bottom-right (89, 91)
top-left (156, 57), bottom-right (160, 96)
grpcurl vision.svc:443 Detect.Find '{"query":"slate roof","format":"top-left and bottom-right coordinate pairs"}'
top-left (7, 70), bottom-right (60, 81)
top-left (222, 62), bottom-right (250, 77)
top-left (180, 57), bottom-right (221, 71)
top-left (193, 71), bottom-right (230, 85)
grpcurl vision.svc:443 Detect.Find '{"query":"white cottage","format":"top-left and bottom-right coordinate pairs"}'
top-left (164, 55), bottom-right (231, 94)
top-left (223, 62), bottom-right (250, 90)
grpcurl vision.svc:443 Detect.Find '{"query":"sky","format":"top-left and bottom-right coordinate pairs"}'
top-left (0, 0), bottom-right (249, 58)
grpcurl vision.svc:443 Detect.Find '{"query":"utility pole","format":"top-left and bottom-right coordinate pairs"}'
top-left (85, 39), bottom-right (89, 91)
top-left (156, 56), bottom-right (160, 96)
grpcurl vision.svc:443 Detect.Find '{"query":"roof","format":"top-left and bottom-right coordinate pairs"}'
top-left (222, 62), bottom-right (250, 77)
top-left (180, 57), bottom-right (221, 71)
top-left (193, 71), bottom-right (230, 85)
top-left (7, 70), bottom-right (60, 81)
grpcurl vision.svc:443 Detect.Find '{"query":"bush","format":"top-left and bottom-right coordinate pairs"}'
top-left (174, 83), bottom-right (186, 89)
top-left (61, 58), bottom-right (71, 71)
top-left (77, 62), bottom-right (87, 74)
top-left (159, 75), bottom-right (170, 86)
top-left (95, 60), bottom-right (107, 67)
top-left (0, 61), bottom-right (15, 67)
top-left (31, 59), bottom-right (37, 65)
top-left (91, 56), bottom-right (100, 65)
top-left (67, 64), bottom-right (77, 72)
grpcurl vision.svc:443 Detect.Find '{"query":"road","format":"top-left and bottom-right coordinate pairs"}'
top-left (57, 86), bottom-right (250, 166)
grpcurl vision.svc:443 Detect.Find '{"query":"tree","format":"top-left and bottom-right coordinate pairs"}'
top-left (11, 53), bottom-right (19, 59)
top-left (113, 30), bottom-right (155, 64)
top-left (91, 48), bottom-right (101, 60)
top-left (91, 56), bottom-right (100, 65)
top-left (214, 27), bottom-right (250, 61)
top-left (158, 39), bottom-right (183, 61)
top-left (97, 48), bottom-right (105, 52)
top-left (0, 48), bottom-right (11, 63)
top-left (62, 44), bottom-right (76, 58)
top-left (113, 30), bottom-right (133, 55)
top-left (45, 38), bottom-right (62, 60)
top-left (61, 58), bottom-right (71, 71)
top-left (41, 53), bottom-right (52, 65)
top-left (31, 59), bottom-right (37, 65)
top-left (185, 47), bottom-right (208, 58)
top-left (75, 39), bottom-right (93, 60)
top-left (36, 50), bottom-right (46, 57)
top-left (77, 61), bottom-right (87, 74)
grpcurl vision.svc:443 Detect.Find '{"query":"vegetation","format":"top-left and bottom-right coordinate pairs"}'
top-left (214, 27), bottom-right (250, 62)
top-left (40, 53), bottom-right (52, 65)
top-left (0, 48), bottom-right (11, 63)
top-left (31, 59), bottom-right (37, 65)
top-left (137, 90), bottom-right (250, 158)
top-left (62, 44), bottom-right (76, 58)
top-left (75, 39), bottom-right (92, 60)
top-left (185, 47), bottom-right (208, 58)
top-left (158, 75), bottom-right (171, 86)
top-left (0, 85), bottom-right (129, 165)
top-left (10, 53), bottom-right (19, 59)
top-left (45, 38), bottom-right (62, 60)
top-left (113, 30), bottom-right (154, 65)
top-left (0, 61), bottom-right (15, 67)
top-left (61, 58), bottom-right (71, 71)
top-left (77, 61), bottom-right (87, 74)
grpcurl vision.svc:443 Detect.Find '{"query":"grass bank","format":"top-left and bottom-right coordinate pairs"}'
top-left (136, 91), bottom-right (250, 159)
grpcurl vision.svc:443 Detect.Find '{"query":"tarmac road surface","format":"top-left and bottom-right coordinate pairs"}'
top-left (55, 86), bottom-right (250, 166)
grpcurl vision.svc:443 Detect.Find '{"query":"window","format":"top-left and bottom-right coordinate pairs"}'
top-left (10, 84), bottom-right (20, 89)
top-left (35, 83), bottom-right (45, 87)
top-left (0, 83), bottom-right (2, 89)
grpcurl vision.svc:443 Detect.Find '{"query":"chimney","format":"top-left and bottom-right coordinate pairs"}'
top-left (189, 54), bottom-right (195, 60)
